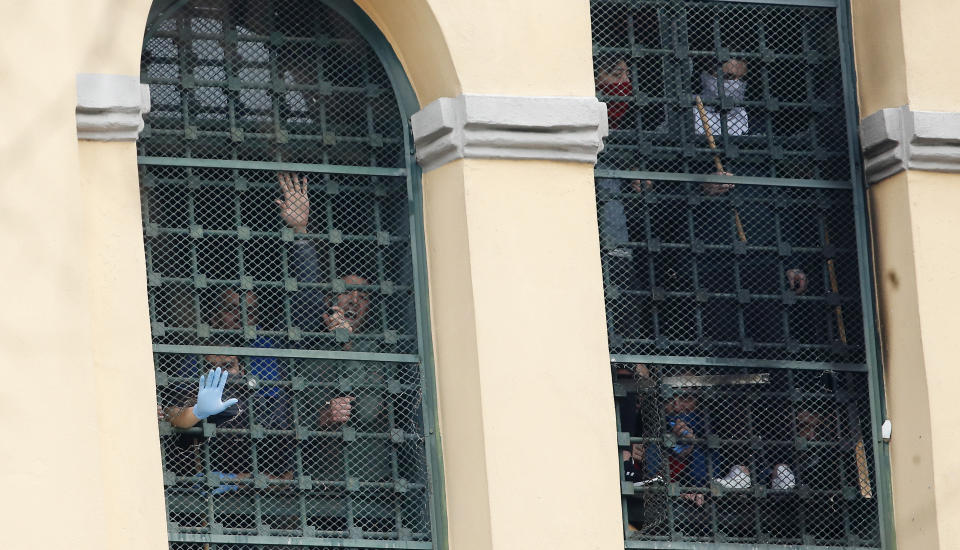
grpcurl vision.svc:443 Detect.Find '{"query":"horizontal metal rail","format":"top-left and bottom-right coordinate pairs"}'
top-left (169, 533), bottom-right (432, 549)
top-left (625, 541), bottom-right (874, 550)
top-left (153, 344), bottom-right (420, 362)
top-left (593, 0), bottom-right (837, 8)
top-left (138, 156), bottom-right (407, 177)
top-left (610, 353), bottom-right (867, 372)
top-left (595, 170), bottom-right (851, 190)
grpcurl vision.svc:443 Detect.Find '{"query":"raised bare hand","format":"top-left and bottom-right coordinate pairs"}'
top-left (786, 268), bottom-right (808, 294)
top-left (275, 172), bottom-right (310, 233)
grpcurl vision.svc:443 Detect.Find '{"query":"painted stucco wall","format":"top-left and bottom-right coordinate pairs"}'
top-left (852, 0), bottom-right (960, 113)
top-left (421, 160), bottom-right (622, 550)
top-left (355, 0), bottom-right (596, 104)
top-left (853, 1), bottom-right (960, 548)
top-left (871, 171), bottom-right (960, 550)
top-left (4, 0), bottom-right (953, 549)
top-left (0, 1), bottom-right (165, 549)
top-left (868, 173), bottom-right (936, 549)
top-left (1, 1), bottom-right (617, 550)
top-left (850, 0), bottom-right (908, 116)
top-left (357, 2), bottom-right (622, 548)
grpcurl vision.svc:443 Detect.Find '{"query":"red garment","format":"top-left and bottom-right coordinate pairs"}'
top-left (668, 455), bottom-right (687, 478)
top-left (597, 80), bottom-right (633, 129)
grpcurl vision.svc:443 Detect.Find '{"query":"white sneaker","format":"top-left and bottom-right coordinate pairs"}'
top-left (714, 465), bottom-right (752, 489)
top-left (771, 465), bottom-right (796, 490)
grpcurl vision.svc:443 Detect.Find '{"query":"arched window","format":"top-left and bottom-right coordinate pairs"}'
top-left (140, 1), bottom-right (440, 547)
top-left (591, 0), bottom-right (888, 547)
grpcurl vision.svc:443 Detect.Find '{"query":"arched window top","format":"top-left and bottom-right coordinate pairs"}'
top-left (141, 0), bottom-right (413, 170)
top-left (140, 2), bottom-right (439, 548)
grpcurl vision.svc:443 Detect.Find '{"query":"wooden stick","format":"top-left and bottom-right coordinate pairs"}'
top-left (823, 229), bottom-right (868, 497)
top-left (733, 212), bottom-right (747, 244)
top-left (823, 228), bottom-right (848, 345)
top-left (855, 439), bottom-right (873, 499)
top-left (695, 95), bottom-right (746, 242)
top-left (695, 96), bottom-right (725, 173)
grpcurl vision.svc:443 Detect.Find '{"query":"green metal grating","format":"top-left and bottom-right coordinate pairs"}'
top-left (592, 0), bottom-right (888, 547)
top-left (140, 1), bottom-right (437, 548)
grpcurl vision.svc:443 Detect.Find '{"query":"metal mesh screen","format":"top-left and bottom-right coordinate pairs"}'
top-left (593, 0), bottom-right (849, 179)
top-left (141, 1), bottom-right (434, 548)
top-left (141, 0), bottom-right (405, 167)
top-left (157, 352), bottom-right (430, 542)
top-left (599, 176), bottom-right (864, 363)
top-left (592, 0), bottom-right (884, 547)
top-left (616, 364), bottom-right (878, 547)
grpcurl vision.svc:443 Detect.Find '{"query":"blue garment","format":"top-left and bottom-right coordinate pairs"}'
top-left (645, 411), bottom-right (713, 486)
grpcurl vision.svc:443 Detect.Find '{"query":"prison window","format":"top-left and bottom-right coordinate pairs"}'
top-left (139, 1), bottom-right (438, 548)
top-left (591, 0), bottom-right (886, 547)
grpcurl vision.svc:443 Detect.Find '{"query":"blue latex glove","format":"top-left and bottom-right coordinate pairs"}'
top-left (193, 367), bottom-right (239, 420)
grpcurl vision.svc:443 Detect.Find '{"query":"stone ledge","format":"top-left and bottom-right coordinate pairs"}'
top-left (861, 105), bottom-right (960, 184)
top-left (411, 94), bottom-right (609, 172)
top-left (76, 73), bottom-right (151, 141)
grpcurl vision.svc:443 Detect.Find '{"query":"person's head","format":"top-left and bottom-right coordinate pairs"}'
top-left (664, 370), bottom-right (699, 414)
top-left (719, 58), bottom-right (747, 80)
top-left (700, 58), bottom-right (747, 105)
top-left (331, 274), bottom-right (372, 329)
top-left (797, 409), bottom-right (823, 440)
top-left (595, 55), bottom-right (633, 129)
top-left (615, 362), bottom-right (652, 383)
top-left (665, 390), bottom-right (698, 414)
top-left (204, 354), bottom-right (242, 377)
top-left (213, 289), bottom-right (258, 330)
top-left (595, 56), bottom-right (630, 87)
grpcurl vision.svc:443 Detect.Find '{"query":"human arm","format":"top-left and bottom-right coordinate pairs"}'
top-left (322, 307), bottom-right (358, 333)
top-left (278, 172), bottom-right (326, 331)
top-left (163, 368), bottom-right (239, 428)
top-left (165, 404), bottom-right (202, 429)
top-left (703, 170), bottom-right (735, 196)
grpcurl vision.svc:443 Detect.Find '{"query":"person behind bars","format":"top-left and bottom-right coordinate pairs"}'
top-left (158, 288), bottom-right (293, 492)
top-left (160, 355), bottom-right (294, 493)
top-left (274, 172), bottom-right (411, 534)
top-left (626, 170), bottom-right (811, 354)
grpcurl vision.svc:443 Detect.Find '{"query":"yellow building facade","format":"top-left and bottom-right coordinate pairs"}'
top-left (0, 0), bottom-right (955, 549)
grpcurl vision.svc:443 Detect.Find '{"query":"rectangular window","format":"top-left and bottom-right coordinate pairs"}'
top-left (591, 1), bottom-right (887, 547)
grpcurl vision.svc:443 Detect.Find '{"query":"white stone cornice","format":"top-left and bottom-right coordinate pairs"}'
top-left (411, 94), bottom-right (609, 172)
top-left (860, 105), bottom-right (960, 184)
top-left (76, 73), bottom-right (151, 141)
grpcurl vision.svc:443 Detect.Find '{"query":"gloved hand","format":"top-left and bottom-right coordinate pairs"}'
top-left (193, 367), bottom-right (239, 420)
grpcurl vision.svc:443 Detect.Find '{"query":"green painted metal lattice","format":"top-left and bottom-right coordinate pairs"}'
top-left (591, 0), bottom-right (890, 547)
top-left (139, 1), bottom-right (438, 548)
